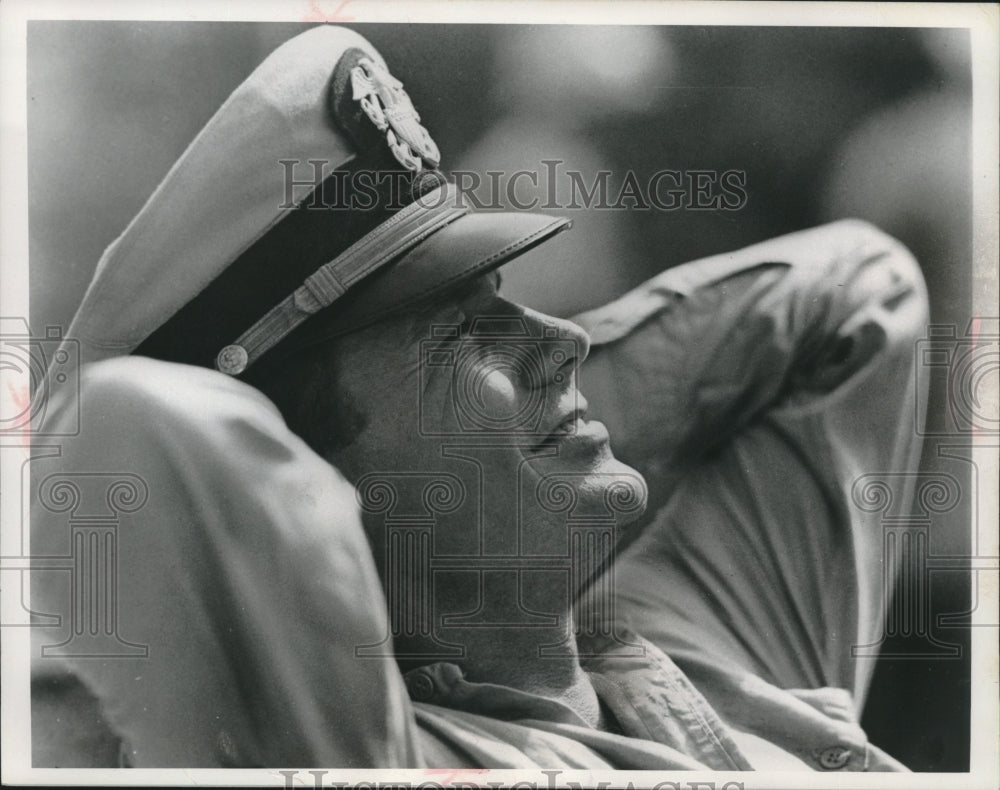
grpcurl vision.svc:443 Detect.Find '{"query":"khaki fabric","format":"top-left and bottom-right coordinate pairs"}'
top-left (31, 220), bottom-right (924, 770)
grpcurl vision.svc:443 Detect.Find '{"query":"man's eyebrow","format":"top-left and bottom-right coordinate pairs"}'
top-left (445, 271), bottom-right (502, 308)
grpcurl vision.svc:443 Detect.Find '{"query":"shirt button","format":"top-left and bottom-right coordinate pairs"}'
top-left (404, 671), bottom-right (436, 702)
top-left (818, 746), bottom-right (852, 770)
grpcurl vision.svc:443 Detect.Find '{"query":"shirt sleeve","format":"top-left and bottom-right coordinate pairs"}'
top-left (575, 218), bottom-right (928, 515)
top-left (576, 220), bottom-right (928, 770)
top-left (30, 356), bottom-right (420, 767)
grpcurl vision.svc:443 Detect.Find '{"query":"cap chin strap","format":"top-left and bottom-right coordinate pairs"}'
top-left (215, 182), bottom-right (468, 376)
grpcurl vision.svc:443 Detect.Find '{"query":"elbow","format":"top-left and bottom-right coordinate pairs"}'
top-left (830, 218), bottom-right (930, 352)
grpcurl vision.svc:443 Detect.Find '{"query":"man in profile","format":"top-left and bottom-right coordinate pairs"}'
top-left (31, 25), bottom-right (925, 771)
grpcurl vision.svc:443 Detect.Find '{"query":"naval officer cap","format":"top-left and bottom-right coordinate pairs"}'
top-left (66, 25), bottom-right (571, 377)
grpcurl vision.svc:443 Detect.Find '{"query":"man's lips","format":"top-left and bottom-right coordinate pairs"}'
top-left (553, 409), bottom-right (584, 435)
top-left (529, 409), bottom-right (609, 453)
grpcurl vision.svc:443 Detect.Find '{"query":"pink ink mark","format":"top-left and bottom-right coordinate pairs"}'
top-left (5, 381), bottom-right (32, 446)
top-left (422, 768), bottom-right (490, 786)
top-left (302, 0), bottom-right (356, 23)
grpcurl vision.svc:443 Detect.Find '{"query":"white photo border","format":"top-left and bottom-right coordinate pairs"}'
top-left (1, 1), bottom-right (997, 788)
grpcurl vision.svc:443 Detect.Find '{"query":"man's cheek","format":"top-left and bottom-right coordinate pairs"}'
top-left (421, 361), bottom-right (535, 438)
top-left (471, 367), bottom-right (520, 424)
top-left (442, 359), bottom-right (520, 429)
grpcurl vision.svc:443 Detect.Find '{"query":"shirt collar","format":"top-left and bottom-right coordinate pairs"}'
top-left (401, 627), bottom-right (752, 771)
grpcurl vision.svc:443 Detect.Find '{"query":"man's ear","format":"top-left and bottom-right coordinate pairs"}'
top-left (246, 342), bottom-right (368, 464)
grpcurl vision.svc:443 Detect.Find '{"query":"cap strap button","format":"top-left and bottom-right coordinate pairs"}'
top-left (216, 344), bottom-right (249, 376)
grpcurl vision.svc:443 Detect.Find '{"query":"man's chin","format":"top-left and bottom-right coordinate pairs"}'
top-left (591, 456), bottom-right (649, 528)
top-left (527, 448), bottom-right (648, 528)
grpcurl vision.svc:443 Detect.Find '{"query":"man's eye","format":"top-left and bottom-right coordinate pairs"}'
top-left (449, 310), bottom-right (474, 337)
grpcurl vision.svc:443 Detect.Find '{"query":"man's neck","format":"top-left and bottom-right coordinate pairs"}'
top-left (456, 628), bottom-right (606, 729)
top-left (435, 570), bottom-right (606, 729)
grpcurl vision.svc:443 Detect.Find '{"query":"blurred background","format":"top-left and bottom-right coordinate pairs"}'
top-left (27, 21), bottom-right (973, 770)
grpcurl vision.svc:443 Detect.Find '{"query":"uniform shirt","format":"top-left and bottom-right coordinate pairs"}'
top-left (398, 635), bottom-right (902, 770)
top-left (30, 219), bottom-right (925, 770)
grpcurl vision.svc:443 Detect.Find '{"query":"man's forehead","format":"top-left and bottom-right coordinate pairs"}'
top-left (392, 270), bottom-right (507, 342)
top-left (422, 270), bottom-right (504, 315)
top-left (456, 270), bottom-right (504, 301)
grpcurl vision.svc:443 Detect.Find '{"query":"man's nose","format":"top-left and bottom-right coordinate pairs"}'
top-left (519, 306), bottom-right (591, 384)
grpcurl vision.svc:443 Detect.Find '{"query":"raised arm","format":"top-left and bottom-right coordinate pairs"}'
top-left (578, 220), bottom-right (928, 770)
top-left (576, 218), bottom-right (927, 515)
